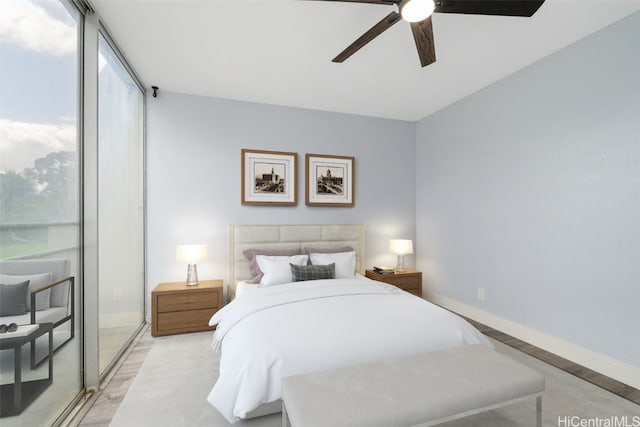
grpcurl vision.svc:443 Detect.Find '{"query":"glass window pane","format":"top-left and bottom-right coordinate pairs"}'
top-left (0, 0), bottom-right (81, 424)
top-left (97, 33), bottom-right (145, 374)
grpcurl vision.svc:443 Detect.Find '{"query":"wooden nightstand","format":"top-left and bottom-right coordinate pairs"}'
top-left (151, 279), bottom-right (223, 337)
top-left (365, 268), bottom-right (422, 297)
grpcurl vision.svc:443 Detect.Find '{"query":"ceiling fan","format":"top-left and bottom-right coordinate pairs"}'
top-left (319, 0), bottom-right (546, 67)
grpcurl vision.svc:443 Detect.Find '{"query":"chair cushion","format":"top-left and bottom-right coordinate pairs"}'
top-left (0, 281), bottom-right (29, 316)
top-left (0, 273), bottom-right (52, 311)
top-left (0, 259), bottom-right (70, 307)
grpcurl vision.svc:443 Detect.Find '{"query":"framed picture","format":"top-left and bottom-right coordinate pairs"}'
top-left (241, 149), bottom-right (297, 205)
top-left (305, 153), bottom-right (355, 207)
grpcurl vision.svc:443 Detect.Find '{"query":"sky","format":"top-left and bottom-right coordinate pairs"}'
top-left (0, 0), bottom-right (79, 173)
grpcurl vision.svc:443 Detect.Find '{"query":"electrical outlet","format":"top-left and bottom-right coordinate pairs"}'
top-left (113, 288), bottom-right (123, 301)
top-left (477, 287), bottom-right (485, 301)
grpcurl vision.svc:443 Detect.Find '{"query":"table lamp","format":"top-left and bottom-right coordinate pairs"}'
top-left (176, 244), bottom-right (208, 286)
top-left (389, 239), bottom-right (413, 272)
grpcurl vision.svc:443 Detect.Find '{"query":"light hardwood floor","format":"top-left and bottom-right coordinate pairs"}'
top-left (70, 327), bottom-right (154, 427)
top-left (467, 319), bottom-right (640, 405)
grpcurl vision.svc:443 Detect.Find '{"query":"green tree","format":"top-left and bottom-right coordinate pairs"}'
top-left (24, 151), bottom-right (78, 221)
top-left (0, 170), bottom-right (42, 223)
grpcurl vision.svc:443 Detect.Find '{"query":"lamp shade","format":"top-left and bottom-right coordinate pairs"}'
top-left (389, 239), bottom-right (413, 255)
top-left (176, 244), bottom-right (208, 264)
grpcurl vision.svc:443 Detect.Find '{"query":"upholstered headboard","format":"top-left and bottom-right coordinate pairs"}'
top-left (227, 224), bottom-right (365, 296)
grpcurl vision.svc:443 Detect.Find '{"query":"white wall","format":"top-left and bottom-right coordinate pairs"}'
top-left (147, 94), bottom-right (416, 308)
top-left (416, 12), bottom-right (640, 386)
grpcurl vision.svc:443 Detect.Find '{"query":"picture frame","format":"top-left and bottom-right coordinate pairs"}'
top-left (305, 153), bottom-right (355, 207)
top-left (241, 149), bottom-right (297, 205)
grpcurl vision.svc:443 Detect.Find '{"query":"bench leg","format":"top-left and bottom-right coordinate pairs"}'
top-left (536, 396), bottom-right (542, 427)
top-left (282, 401), bottom-right (291, 427)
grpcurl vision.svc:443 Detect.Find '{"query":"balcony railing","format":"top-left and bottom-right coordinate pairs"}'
top-left (0, 221), bottom-right (79, 262)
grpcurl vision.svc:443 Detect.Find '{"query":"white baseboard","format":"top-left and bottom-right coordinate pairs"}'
top-left (428, 293), bottom-right (640, 390)
top-left (100, 311), bottom-right (144, 329)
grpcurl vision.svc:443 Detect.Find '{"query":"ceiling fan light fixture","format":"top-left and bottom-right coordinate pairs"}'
top-left (400, 0), bottom-right (435, 23)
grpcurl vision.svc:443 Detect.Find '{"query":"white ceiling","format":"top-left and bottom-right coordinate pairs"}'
top-left (90, 0), bottom-right (640, 121)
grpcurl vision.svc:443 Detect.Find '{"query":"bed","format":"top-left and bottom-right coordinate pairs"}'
top-left (208, 224), bottom-right (491, 424)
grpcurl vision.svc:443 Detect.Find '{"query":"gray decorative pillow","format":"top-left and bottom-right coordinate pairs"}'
top-left (0, 273), bottom-right (52, 311)
top-left (0, 281), bottom-right (29, 316)
top-left (290, 263), bottom-right (335, 282)
top-left (243, 248), bottom-right (301, 284)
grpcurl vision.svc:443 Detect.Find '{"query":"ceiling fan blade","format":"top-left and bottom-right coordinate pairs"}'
top-left (333, 11), bottom-right (403, 63)
top-left (410, 16), bottom-right (436, 67)
top-left (434, 0), bottom-right (545, 17)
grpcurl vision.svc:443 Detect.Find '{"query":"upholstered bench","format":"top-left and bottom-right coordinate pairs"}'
top-left (281, 344), bottom-right (545, 427)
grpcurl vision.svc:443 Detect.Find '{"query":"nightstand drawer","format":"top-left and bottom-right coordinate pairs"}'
top-left (156, 308), bottom-right (216, 334)
top-left (365, 269), bottom-right (422, 298)
top-left (387, 277), bottom-right (420, 291)
top-left (403, 288), bottom-right (422, 297)
top-left (156, 291), bottom-right (218, 313)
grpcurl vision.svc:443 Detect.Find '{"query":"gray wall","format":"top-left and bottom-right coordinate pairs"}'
top-left (147, 94), bottom-right (416, 307)
top-left (416, 11), bottom-right (640, 368)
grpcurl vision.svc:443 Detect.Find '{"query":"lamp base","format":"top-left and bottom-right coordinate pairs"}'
top-left (395, 255), bottom-right (406, 273)
top-left (186, 264), bottom-right (199, 286)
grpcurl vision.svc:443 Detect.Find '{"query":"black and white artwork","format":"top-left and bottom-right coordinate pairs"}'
top-left (315, 166), bottom-right (344, 195)
top-left (306, 154), bottom-right (354, 207)
top-left (254, 162), bottom-right (286, 193)
top-left (242, 149), bottom-right (297, 205)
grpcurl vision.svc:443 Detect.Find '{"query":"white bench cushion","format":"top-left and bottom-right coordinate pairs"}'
top-left (282, 344), bottom-right (545, 427)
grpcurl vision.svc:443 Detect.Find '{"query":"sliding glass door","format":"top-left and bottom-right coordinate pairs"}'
top-left (0, 0), bottom-right (82, 425)
top-left (97, 33), bottom-right (145, 374)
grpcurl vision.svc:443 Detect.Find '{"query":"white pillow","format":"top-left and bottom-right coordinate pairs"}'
top-left (309, 251), bottom-right (356, 279)
top-left (256, 254), bottom-right (309, 287)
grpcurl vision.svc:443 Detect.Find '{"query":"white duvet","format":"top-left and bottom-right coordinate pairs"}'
top-left (207, 277), bottom-right (492, 423)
